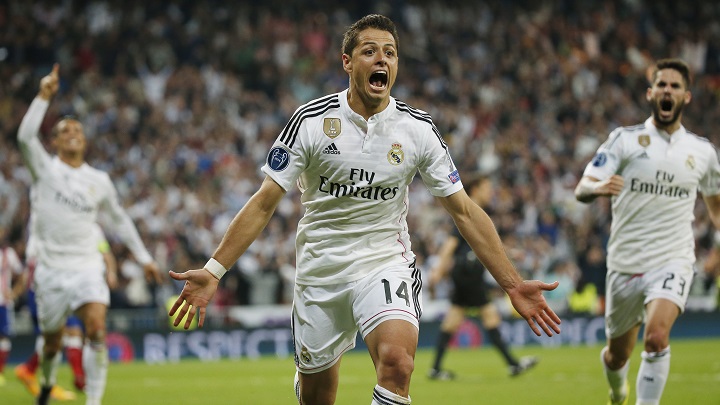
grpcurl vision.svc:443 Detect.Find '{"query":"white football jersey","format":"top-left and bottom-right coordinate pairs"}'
top-left (583, 117), bottom-right (720, 274)
top-left (18, 98), bottom-right (152, 272)
top-left (262, 90), bottom-right (463, 285)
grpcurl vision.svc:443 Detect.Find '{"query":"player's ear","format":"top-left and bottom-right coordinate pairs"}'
top-left (342, 53), bottom-right (352, 74)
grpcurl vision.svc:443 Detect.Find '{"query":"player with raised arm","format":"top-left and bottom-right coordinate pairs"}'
top-left (575, 58), bottom-right (720, 405)
top-left (18, 64), bottom-right (162, 405)
top-left (170, 14), bottom-right (561, 405)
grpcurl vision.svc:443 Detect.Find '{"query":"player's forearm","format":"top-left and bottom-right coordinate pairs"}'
top-left (18, 97), bottom-right (48, 140)
top-left (574, 177), bottom-right (600, 203)
top-left (104, 252), bottom-right (118, 277)
top-left (211, 184), bottom-right (283, 269)
top-left (17, 98), bottom-right (51, 179)
top-left (432, 237), bottom-right (457, 279)
top-left (112, 213), bottom-right (153, 265)
top-left (455, 209), bottom-right (522, 292)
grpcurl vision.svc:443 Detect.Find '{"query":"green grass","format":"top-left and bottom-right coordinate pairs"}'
top-left (3, 338), bottom-right (720, 404)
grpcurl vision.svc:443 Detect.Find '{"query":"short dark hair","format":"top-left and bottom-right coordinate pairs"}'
top-left (342, 14), bottom-right (399, 56)
top-left (651, 58), bottom-right (692, 88)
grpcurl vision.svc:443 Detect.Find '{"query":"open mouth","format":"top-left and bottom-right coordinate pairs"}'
top-left (369, 71), bottom-right (388, 90)
top-left (660, 99), bottom-right (673, 111)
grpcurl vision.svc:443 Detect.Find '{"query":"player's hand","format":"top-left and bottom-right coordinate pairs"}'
top-left (39, 63), bottom-right (60, 100)
top-left (594, 175), bottom-right (624, 197)
top-left (143, 262), bottom-right (163, 284)
top-left (168, 268), bottom-right (219, 329)
top-left (506, 280), bottom-right (562, 337)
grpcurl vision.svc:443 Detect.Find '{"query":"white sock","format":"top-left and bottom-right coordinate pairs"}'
top-left (294, 370), bottom-right (302, 404)
top-left (371, 384), bottom-right (411, 405)
top-left (83, 340), bottom-right (108, 404)
top-left (35, 336), bottom-right (45, 356)
top-left (601, 346), bottom-right (629, 400)
top-left (636, 347), bottom-right (670, 405)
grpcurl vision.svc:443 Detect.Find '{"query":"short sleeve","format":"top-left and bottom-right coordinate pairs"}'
top-left (261, 112), bottom-right (311, 191)
top-left (583, 127), bottom-right (624, 180)
top-left (700, 145), bottom-right (720, 196)
top-left (417, 124), bottom-right (464, 197)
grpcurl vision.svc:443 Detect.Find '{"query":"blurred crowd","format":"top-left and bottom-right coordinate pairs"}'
top-left (1, 0), bottom-right (719, 318)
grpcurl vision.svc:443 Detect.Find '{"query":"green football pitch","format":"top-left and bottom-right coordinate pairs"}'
top-left (3, 338), bottom-right (719, 404)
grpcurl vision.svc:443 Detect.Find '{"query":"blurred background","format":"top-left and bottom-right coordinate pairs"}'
top-left (1, 0), bottom-right (719, 362)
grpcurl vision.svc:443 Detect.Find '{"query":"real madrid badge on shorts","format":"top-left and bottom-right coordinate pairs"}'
top-left (300, 346), bottom-right (312, 364)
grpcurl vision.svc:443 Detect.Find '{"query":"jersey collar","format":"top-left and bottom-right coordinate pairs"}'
top-left (339, 89), bottom-right (397, 127)
top-left (645, 116), bottom-right (686, 142)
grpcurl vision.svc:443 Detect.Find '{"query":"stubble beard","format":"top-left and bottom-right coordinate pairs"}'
top-left (650, 98), bottom-right (685, 128)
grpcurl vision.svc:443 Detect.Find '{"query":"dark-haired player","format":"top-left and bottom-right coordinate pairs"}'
top-left (575, 58), bottom-right (720, 405)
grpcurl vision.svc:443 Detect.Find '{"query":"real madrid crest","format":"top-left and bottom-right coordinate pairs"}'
top-left (686, 155), bottom-right (695, 170)
top-left (387, 143), bottom-right (404, 165)
top-left (323, 118), bottom-right (341, 139)
top-left (638, 134), bottom-right (650, 147)
top-left (300, 346), bottom-right (311, 363)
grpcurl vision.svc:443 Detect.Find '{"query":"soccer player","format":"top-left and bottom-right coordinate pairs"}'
top-left (575, 58), bottom-right (720, 405)
top-left (0, 227), bottom-right (25, 387)
top-left (17, 64), bottom-right (162, 405)
top-left (169, 14), bottom-right (562, 405)
top-left (427, 175), bottom-right (538, 380)
top-left (10, 215), bottom-right (76, 400)
top-left (16, 223), bottom-right (118, 399)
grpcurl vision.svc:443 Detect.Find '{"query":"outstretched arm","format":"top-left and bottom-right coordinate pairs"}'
top-left (437, 190), bottom-right (561, 337)
top-left (169, 176), bottom-right (286, 328)
top-left (100, 177), bottom-right (161, 284)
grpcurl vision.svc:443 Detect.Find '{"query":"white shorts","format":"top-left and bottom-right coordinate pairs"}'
top-left (292, 262), bottom-right (423, 374)
top-left (33, 264), bottom-right (109, 333)
top-left (605, 262), bottom-right (694, 339)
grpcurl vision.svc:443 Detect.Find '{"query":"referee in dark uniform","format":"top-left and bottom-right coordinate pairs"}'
top-left (428, 175), bottom-right (538, 380)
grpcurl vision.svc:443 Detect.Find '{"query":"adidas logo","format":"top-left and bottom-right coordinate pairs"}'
top-left (322, 143), bottom-right (341, 155)
top-left (638, 151), bottom-right (649, 159)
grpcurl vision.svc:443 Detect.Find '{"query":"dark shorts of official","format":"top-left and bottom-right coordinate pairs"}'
top-left (450, 264), bottom-right (491, 308)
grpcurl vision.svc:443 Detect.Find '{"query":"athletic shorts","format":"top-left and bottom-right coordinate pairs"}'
top-left (28, 290), bottom-right (84, 335)
top-left (605, 262), bottom-right (694, 339)
top-left (33, 264), bottom-right (109, 333)
top-left (292, 261), bottom-right (423, 374)
top-left (0, 305), bottom-right (12, 336)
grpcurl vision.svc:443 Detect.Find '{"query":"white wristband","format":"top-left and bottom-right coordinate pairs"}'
top-left (204, 258), bottom-right (227, 280)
